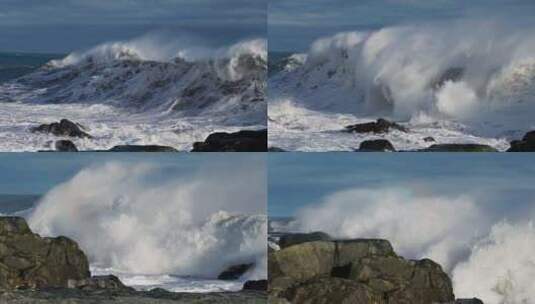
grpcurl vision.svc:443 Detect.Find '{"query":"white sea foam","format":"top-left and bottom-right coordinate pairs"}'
top-left (0, 35), bottom-right (266, 151)
top-left (26, 162), bottom-right (267, 290)
top-left (269, 20), bottom-right (535, 151)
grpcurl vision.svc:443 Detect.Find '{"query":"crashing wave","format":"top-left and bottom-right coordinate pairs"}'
top-left (5, 38), bottom-right (266, 120)
top-left (270, 21), bottom-right (535, 127)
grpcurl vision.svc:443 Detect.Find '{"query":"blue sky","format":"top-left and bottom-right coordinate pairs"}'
top-left (0, 0), bottom-right (266, 53)
top-left (268, 153), bottom-right (535, 217)
top-left (269, 0), bottom-right (535, 51)
top-left (0, 153), bottom-right (265, 195)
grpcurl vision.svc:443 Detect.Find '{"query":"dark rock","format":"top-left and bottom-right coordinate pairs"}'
top-left (242, 280), bottom-right (267, 291)
top-left (0, 217), bottom-right (90, 289)
top-left (192, 129), bottom-right (267, 152)
top-left (108, 145), bottom-right (178, 152)
top-left (268, 147), bottom-right (286, 152)
top-left (68, 275), bottom-right (134, 291)
top-left (345, 118), bottom-right (408, 134)
top-left (423, 136), bottom-right (436, 142)
top-left (456, 299), bottom-right (484, 304)
top-left (269, 238), bottom-right (454, 304)
top-left (278, 232), bottom-right (331, 249)
top-left (218, 263), bottom-right (253, 280)
top-left (421, 144), bottom-right (498, 152)
top-left (507, 130), bottom-right (535, 152)
top-left (358, 139), bottom-right (396, 152)
top-left (55, 140), bottom-right (78, 152)
top-left (31, 119), bottom-right (92, 138)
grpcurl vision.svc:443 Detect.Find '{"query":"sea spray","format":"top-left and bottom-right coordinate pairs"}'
top-left (27, 162), bottom-right (267, 279)
top-left (291, 186), bottom-right (535, 303)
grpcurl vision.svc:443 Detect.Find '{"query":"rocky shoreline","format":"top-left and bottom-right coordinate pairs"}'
top-left (31, 119), bottom-right (267, 152)
top-left (269, 232), bottom-right (483, 304)
top-left (269, 118), bottom-right (535, 152)
top-left (0, 217), bottom-right (267, 303)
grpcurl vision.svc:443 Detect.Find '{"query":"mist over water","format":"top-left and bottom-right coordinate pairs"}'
top-left (27, 162), bottom-right (267, 283)
top-left (269, 19), bottom-right (535, 151)
top-left (291, 187), bottom-right (535, 304)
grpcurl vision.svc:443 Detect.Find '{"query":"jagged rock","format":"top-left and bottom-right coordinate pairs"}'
top-left (420, 144), bottom-right (497, 152)
top-left (507, 130), bottom-right (535, 152)
top-left (31, 119), bottom-right (92, 138)
top-left (218, 263), bottom-right (253, 280)
top-left (191, 129), bottom-right (267, 152)
top-left (456, 299), bottom-right (484, 304)
top-left (269, 238), bottom-right (454, 304)
top-left (243, 280), bottom-right (267, 291)
top-left (345, 118), bottom-right (408, 134)
top-left (358, 139), bottom-right (396, 152)
top-left (278, 232), bottom-right (331, 249)
top-left (55, 140), bottom-right (78, 152)
top-left (0, 217), bottom-right (90, 289)
top-left (68, 275), bottom-right (134, 291)
top-left (423, 136), bottom-right (436, 142)
top-left (107, 145), bottom-right (178, 152)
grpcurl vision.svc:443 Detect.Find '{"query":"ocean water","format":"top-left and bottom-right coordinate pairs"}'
top-left (268, 21), bottom-right (535, 151)
top-left (0, 37), bottom-right (267, 151)
top-left (0, 52), bottom-right (64, 83)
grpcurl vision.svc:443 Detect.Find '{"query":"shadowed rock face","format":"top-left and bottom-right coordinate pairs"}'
top-left (507, 130), bottom-right (535, 152)
top-left (358, 139), bottom-right (396, 152)
top-left (31, 119), bottom-right (92, 139)
top-left (218, 263), bottom-right (253, 280)
top-left (345, 118), bottom-right (408, 134)
top-left (269, 238), bottom-right (454, 304)
top-left (420, 144), bottom-right (498, 152)
top-left (191, 129), bottom-right (267, 152)
top-left (0, 217), bottom-right (90, 289)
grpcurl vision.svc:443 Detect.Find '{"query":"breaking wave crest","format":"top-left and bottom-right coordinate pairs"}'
top-left (27, 162), bottom-right (267, 280)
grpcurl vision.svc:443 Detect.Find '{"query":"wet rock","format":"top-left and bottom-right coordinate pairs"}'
top-left (345, 118), bottom-right (407, 134)
top-left (55, 140), bottom-right (78, 152)
top-left (68, 275), bottom-right (134, 291)
top-left (423, 136), bottom-right (436, 142)
top-left (358, 139), bottom-right (396, 152)
top-left (0, 217), bottom-right (90, 289)
top-left (268, 147), bottom-right (286, 152)
top-left (107, 145), bottom-right (178, 152)
top-left (218, 263), bottom-right (253, 280)
top-left (242, 280), bottom-right (267, 291)
top-left (278, 232), bottom-right (331, 249)
top-left (420, 144), bottom-right (498, 152)
top-left (456, 299), bottom-right (484, 304)
top-left (507, 130), bottom-right (535, 152)
top-left (31, 119), bottom-right (92, 138)
top-left (192, 129), bottom-right (267, 152)
top-left (269, 238), bottom-right (454, 304)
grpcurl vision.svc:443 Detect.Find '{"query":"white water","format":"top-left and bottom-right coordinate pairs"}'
top-left (27, 162), bottom-right (267, 292)
top-left (288, 187), bottom-right (535, 304)
top-left (0, 36), bottom-right (266, 151)
top-left (269, 21), bottom-right (535, 151)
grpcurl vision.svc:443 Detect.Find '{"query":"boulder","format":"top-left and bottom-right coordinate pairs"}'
top-left (107, 145), bottom-right (178, 152)
top-left (269, 238), bottom-right (454, 304)
top-left (358, 139), bottom-right (396, 152)
top-left (345, 118), bottom-right (407, 134)
top-left (423, 136), bottom-right (436, 142)
top-left (420, 144), bottom-right (497, 152)
top-left (31, 119), bottom-right (92, 139)
top-left (55, 140), bottom-right (78, 152)
top-left (68, 275), bottom-right (134, 291)
top-left (268, 147), bottom-right (286, 152)
top-left (507, 130), bottom-right (535, 152)
top-left (0, 217), bottom-right (90, 289)
top-left (278, 232), bottom-right (331, 249)
top-left (191, 129), bottom-right (267, 152)
top-left (218, 263), bottom-right (253, 280)
top-left (242, 280), bottom-right (267, 291)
